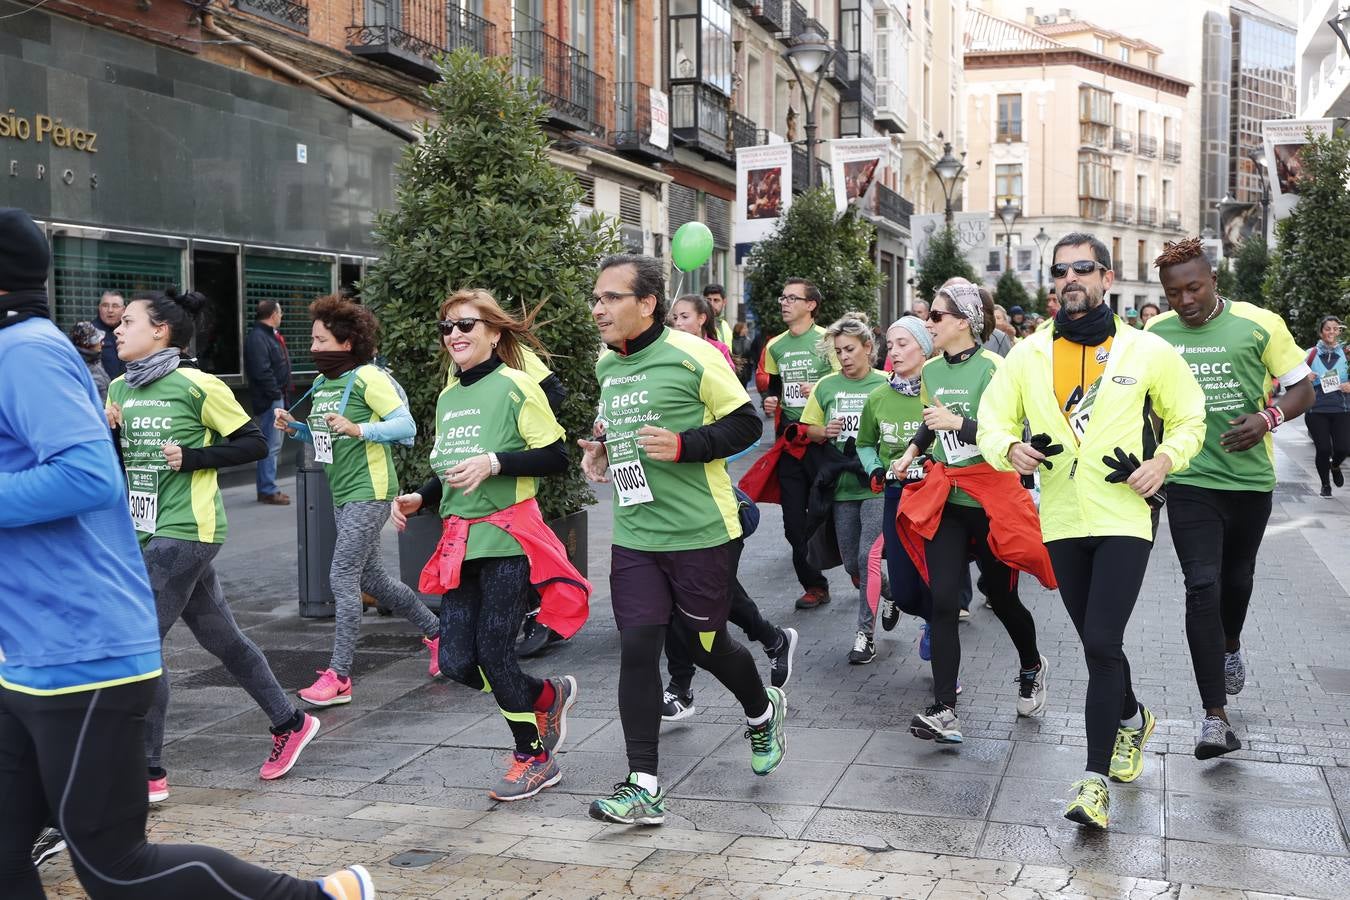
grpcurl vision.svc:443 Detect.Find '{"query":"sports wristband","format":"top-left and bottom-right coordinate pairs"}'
top-left (487, 452), bottom-right (501, 476)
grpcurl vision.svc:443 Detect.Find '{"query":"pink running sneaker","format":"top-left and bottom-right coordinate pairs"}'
top-left (260, 713), bottom-right (320, 780)
top-left (424, 635), bottom-right (441, 678)
top-left (299, 669), bottom-right (352, 707)
top-left (148, 776), bottom-right (169, 804)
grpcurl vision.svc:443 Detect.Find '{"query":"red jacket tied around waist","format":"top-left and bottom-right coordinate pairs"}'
top-left (897, 461), bottom-right (1057, 591)
top-left (737, 424), bottom-right (812, 505)
top-left (419, 497), bottom-right (591, 638)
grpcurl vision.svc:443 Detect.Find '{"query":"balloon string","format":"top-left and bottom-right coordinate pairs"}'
top-left (671, 270), bottom-right (686, 302)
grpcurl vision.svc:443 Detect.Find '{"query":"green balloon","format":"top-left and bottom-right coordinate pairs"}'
top-left (671, 221), bottom-right (715, 272)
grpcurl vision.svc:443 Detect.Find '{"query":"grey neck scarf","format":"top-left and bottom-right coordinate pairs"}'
top-left (124, 348), bottom-right (181, 388)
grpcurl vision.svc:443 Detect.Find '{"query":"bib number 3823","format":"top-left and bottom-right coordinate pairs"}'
top-left (126, 468), bottom-right (158, 534)
top-left (611, 458), bottom-right (654, 507)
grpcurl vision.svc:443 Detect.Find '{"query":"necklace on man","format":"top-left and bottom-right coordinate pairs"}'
top-left (1200, 296), bottom-right (1224, 326)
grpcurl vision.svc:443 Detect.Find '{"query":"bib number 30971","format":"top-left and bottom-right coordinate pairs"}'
top-left (127, 468), bottom-right (158, 534)
top-left (611, 458), bottom-right (654, 507)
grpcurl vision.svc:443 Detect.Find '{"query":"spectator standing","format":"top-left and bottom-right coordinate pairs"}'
top-left (245, 299), bottom-right (292, 505)
top-left (97, 290), bottom-right (126, 380)
top-left (68, 321), bottom-right (110, 403)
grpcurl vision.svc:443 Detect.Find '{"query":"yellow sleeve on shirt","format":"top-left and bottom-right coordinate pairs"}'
top-left (503, 368), bottom-right (565, 448)
top-left (762, 333), bottom-right (783, 376)
top-left (683, 334), bottom-right (750, 421)
top-left (183, 369), bottom-right (251, 438)
top-left (1242, 305), bottom-right (1308, 379)
top-left (358, 365), bottom-right (404, 419)
top-left (519, 346), bottom-right (553, 383)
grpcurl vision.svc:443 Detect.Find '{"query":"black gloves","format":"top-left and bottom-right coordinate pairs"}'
top-left (1029, 433), bottom-right (1064, 470)
top-left (1102, 446), bottom-right (1141, 484)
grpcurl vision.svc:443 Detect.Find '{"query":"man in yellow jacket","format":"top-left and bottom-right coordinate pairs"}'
top-left (978, 232), bottom-right (1207, 830)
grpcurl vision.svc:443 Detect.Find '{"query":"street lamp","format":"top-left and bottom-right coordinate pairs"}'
top-left (1330, 8), bottom-right (1350, 57)
top-left (930, 132), bottom-right (966, 226)
top-left (998, 197), bottom-right (1021, 274)
top-left (1246, 146), bottom-right (1271, 242)
top-left (782, 27), bottom-right (837, 190)
top-left (1033, 226), bottom-right (1051, 289)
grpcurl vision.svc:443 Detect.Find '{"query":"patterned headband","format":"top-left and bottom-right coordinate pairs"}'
top-left (937, 283), bottom-right (985, 338)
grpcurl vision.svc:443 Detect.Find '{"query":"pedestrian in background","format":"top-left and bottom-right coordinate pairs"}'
top-left (97, 289), bottom-right (126, 380)
top-left (245, 299), bottom-right (292, 505)
top-left (68, 320), bottom-right (110, 403)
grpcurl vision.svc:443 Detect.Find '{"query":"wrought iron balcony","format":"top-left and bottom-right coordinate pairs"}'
top-left (840, 51), bottom-right (875, 104)
top-left (346, 0), bottom-right (450, 80)
top-left (613, 82), bottom-right (673, 162)
top-left (791, 143), bottom-right (828, 193)
top-left (512, 23), bottom-right (597, 132)
top-left (233, 0), bottom-right (308, 33)
top-left (750, 0), bottom-right (784, 32)
top-left (777, 0), bottom-right (807, 46)
top-left (447, 5), bottom-right (494, 56)
top-left (1113, 129), bottom-right (1133, 152)
top-left (1138, 204), bottom-right (1157, 225)
top-left (671, 81), bottom-right (731, 162)
top-left (1138, 134), bottom-right (1157, 157)
top-left (827, 41), bottom-right (849, 89)
top-left (731, 0), bottom-right (754, 8)
top-left (1164, 210), bottom-right (1182, 229)
top-left (1163, 140), bottom-right (1182, 162)
top-left (1111, 202), bottom-right (1134, 223)
top-left (731, 112), bottom-right (760, 150)
top-left (589, 70), bottom-right (610, 137)
top-left (873, 183), bottom-right (912, 231)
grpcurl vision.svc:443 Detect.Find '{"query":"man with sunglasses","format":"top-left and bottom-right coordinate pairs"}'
top-left (1146, 237), bottom-right (1312, 761)
top-left (979, 232), bottom-right (1206, 829)
top-left (758, 278), bottom-right (840, 609)
top-left (579, 254), bottom-right (787, 826)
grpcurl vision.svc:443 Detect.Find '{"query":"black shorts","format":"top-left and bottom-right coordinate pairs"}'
top-left (609, 543), bottom-right (733, 631)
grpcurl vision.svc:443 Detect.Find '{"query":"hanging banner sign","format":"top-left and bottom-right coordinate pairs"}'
top-left (649, 89), bottom-right (669, 150)
top-left (828, 137), bottom-right (889, 213)
top-left (1261, 118), bottom-right (1334, 221)
top-left (734, 142), bottom-right (793, 245)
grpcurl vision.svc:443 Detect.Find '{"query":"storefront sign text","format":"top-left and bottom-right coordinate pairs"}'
top-left (0, 109), bottom-right (99, 152)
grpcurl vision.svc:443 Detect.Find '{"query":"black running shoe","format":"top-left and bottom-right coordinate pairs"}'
top-left (768, 627), bottom-right (797, 689)
top-left (32, 828), bottom-right (65, 867)
top-left (516, 611), bottom-right (551, 658)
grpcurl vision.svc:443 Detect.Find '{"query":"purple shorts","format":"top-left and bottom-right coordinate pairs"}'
top-left (609, 543), bottom-right (733, 631)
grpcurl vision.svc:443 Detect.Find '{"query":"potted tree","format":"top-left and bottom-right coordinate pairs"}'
top-left (359, 49), bottom-right (619, 600)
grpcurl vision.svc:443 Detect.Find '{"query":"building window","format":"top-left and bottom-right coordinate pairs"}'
top-left (1078, 150), bottom-right (1110, 219)
top-left (245, 254), bottom-right (334, 373)
top-left (997, 93), bottom-right (1022, 142)
top-left (922, 64), bottom-right (931, 127)
top-left (1137, 239), bottom-right (1148, 281)
top-left (875, 10), bottom-right (887, 29)
top-left (1093, 36), bottom-right (1105, 54)
top-left (1079, 86), bottom-right (1111, 147)
top-left (995, 164), bottom-right (1023, 209)
top-left (1118, 45), bottom-right (1130, 63)
top-left (669, 0), bottom-right (732, 95)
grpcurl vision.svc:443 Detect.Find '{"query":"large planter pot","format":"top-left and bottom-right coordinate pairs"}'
top-left (397, 508), bottom-right (590, 601)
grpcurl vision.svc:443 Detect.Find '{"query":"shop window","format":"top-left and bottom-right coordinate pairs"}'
top-left (193, 248), bottom-right (242, 377)
top-left (51, 236), bottom-right (183, 331)
top-left (245, 254), bottom-right (334, 373)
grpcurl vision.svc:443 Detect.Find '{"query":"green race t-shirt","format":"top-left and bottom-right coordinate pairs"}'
top-left (108, 368), bottom-right (251, 546)
top-left (1147, 300), bottom-right (1306, 492)
top-left (800, 369), bottom-right (889, 500)
top-left (763, 325), bottom-right (839, 422)
top-left (859, 383), bottom-right (925, 469)
top-left (429, 365), bottom-right (565, 559)
top-left (921, 349), bottom-right (1003, 508)
top-left (309, 364), bottom-right (405, 506)
top-left (596, 328), bottom-right (749, 551)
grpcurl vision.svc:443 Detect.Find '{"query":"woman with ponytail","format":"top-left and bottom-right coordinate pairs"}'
top-left (107, 288), bottom-right (318, 804)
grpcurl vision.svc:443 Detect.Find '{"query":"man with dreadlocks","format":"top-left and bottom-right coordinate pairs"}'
top-left (1146, 237), bottom-right (1313, 761)
top-left (978, 233), bottom-right (1206, 829)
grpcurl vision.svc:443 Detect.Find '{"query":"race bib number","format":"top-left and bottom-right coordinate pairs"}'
top-left (1067, 378), bottom-right (1102, 443)
top-left (127, 468), bottom-right (158, 534)
top-left (906, 462), bottom-right (926, 481)
top-left (1322, 372), bottom-right (1342, 393)
top-left (611, 458), bottom-right (654, 507)
top-left (783, 382), bottom-right (809, 409)
top-left (938, 429), bottom-right (979, 463)
top-left (834, 411), bottom-right (862, 443)
top-left (309, 416), bottom-right (334, 464)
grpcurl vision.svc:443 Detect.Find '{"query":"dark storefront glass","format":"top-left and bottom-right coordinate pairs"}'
top-left (244, 254), bottom-right (335, 374)
top-left (51, 236), bottom-right (182, 330)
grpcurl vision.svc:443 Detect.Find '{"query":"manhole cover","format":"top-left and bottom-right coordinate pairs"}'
top-left (177, 648), bottom-right (404, 688)
top-left (388, 849), bottom-right (446, 869)
top-left (1312, 666), bottom-right (1350, 694)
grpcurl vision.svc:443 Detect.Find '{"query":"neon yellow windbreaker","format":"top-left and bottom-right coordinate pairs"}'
top-left (976, 318), bottom-right (1207, 542)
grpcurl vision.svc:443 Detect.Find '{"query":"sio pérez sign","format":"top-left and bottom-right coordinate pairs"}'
top-left (1, 109), bottom-right (99, 152)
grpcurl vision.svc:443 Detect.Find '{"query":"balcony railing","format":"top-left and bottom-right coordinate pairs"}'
top-left (827, 41), bottom-right (849, 89)
top-left (1111, 202), bottom-right (1133, 223)
top-left (347, 0), bottom-right (451, 80)
top-left (1138, 204), bottom-right (1157, 225)
top-left (671, 81), bottom-right (731, 162)
top-left (1163, 140), bottom-right (1182, 162)
top-left (731, 111), bottom-right (760, 150)
top-left (749, 0), bottom-right (784, 32)
top-left (791, 143), bottom-right (828, 193)
top-left (1164, 210), bottom-right (1182, 229)
top-left (730, 0), bottom-right (754, 8)
top-left (234, 0), bottom-right (308, 32)
top-left (589, 70), bottom-right (610, 137)
top-left (447, 5), bottom-right (494, 56)
top-left (613, 82), bottom-right (673, 161)
top-left (512, 22), bottom-right (596, 132)
top-left (1113, 129), bottom-right (1133, 152)
top-left (874, 78), bottom-right (906, 134)
top-left (1112, 262), bottom-right (1125, 279)
top-left (1138, 134), bottom-right (1157, 157)
top-left (1136, 264), bottom-right (1149, 282)
top-left (777, 0), bottom-right (807, 45)
top-left (873, 183), bottom-right (912, 231)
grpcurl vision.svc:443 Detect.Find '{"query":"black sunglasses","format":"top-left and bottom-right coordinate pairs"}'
top-left (928, 309), bottom-right (966, 323)
top-left (1050, 260), bottom-right (1107, 279)
top-left (437, 317), bottom-right (482, 336)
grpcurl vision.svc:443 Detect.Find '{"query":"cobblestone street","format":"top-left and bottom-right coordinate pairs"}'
top-left (40, 424), bottom-right (1350, 899)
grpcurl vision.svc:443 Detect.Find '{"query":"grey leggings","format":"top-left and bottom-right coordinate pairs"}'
top-left (330, 500), bottom-right (439, 677)
top-left (833, 497), bottom-right (887, 632)
top-left (142, 538), bottom-right (296, 769)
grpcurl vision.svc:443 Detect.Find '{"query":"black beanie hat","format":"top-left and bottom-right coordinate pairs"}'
top-left (0, 208), bottom-right (50, 292)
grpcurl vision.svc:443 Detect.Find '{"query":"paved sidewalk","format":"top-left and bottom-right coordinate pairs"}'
top-left (39, 424), bottom-right (1350, 898)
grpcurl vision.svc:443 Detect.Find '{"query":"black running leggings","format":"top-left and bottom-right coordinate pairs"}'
top-left (1046, 536), bottom-right (1149, 777)
top-left (925, 503), bottom-right (1040, 708)
top-left (1167, 484), bottom-right (1273, 710)
top-left (1306, 411), bottom-right (1350, 488)
top-left (0, 680), bottom-right (321, 900)
top-left (777, 451), bottom-right (828, 591)
top-left (438, 555), bottom-right (545, 755)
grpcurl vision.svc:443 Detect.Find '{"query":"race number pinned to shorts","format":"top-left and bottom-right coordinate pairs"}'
top-left (309, 416), bottom-right (334, 464)
top-left (783, 381), bottom-right (809, 409)
top-left (1322, 372), bottom-right (1342, 393)
top-left (127, 468), bottom-right (158, 534)
top-left (938, 429), bottom-right (980, 464)
top-left (608, 434), bottom-right (654, 507)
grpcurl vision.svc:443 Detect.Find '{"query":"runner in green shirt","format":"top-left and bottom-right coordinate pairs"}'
top-left (579, 254), bottom-right (787, 827)
top-left (1148, 237), bottom-right (1314, 760)
top-left (800, 314), bottom-right (889, 664)
top-left (277, 295), bottom-right (441, 708)
top-left (109, 288), bottom-right (316, 798)
top-left (759, 278), bottom-right (841, 609)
